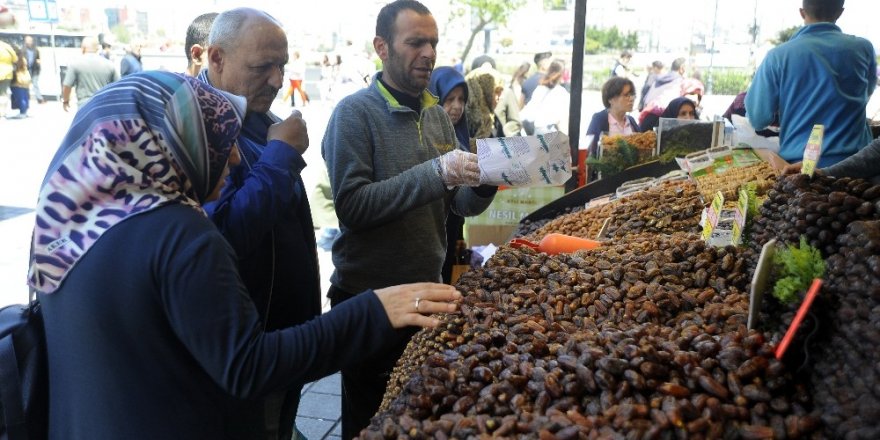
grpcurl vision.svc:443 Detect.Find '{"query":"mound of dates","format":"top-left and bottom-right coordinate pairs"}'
top-left (362, 234), bottom-right (818, 439)
top-left (530, 182), bottom-right (704, 242)
top-left (807, 221), bottom-right (880, 439)
top-left (515, 205), bottom-right (586, 239)
top-left (751, 173), bottom-right (880, 256)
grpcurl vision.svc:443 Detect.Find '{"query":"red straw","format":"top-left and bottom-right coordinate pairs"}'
top-left (775, 278), bottom-right (823, 360)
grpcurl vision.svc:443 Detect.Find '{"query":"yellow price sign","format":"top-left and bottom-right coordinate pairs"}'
top-left (801, 124), bottom-right (824, 177)
top-left (732, 188), bottom-right (750, 245)
top-left (702, 191), bottom-right (725, 241)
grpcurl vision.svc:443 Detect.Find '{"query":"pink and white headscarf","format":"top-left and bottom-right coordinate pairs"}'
top-left (29, 71), bottom-right (245, 294)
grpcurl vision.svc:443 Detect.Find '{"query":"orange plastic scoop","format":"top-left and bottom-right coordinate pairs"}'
top-left (509, 233), bottom-right (603, 255)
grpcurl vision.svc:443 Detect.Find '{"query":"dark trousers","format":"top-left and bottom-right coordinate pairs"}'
top-left (10, 86), bottom-right (28, 115)
top-left (328, 285), bottom-right (415, 439)
top-left (223, 388), bottom-right (301, 440)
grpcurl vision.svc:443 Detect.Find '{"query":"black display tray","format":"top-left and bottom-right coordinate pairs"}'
top-left (522, 160), bottom-right (680, 224)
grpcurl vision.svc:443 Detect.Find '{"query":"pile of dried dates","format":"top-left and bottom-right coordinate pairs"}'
top-left (750, 174), bottom-right (880, 256)
top-left (362, 234), bottom-right (818, 439)
top-left (530, 182), bottom-right (703, 242)
top-left (806, 220), bottom-right (880, 438)
top-left (515, 205), bottom-right (585, 239)
top-left (355, 173), bottom-right (880, 439)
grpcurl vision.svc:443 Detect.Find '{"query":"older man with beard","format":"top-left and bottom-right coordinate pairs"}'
top-left (321, 0), bottom-right (496, 436)
top-left (197, 7), bottom-right (318, 440)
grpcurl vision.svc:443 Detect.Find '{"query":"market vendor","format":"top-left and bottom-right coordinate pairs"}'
top-left (321, 1), bottom-right (495, 437)
top-left (745, 0), bottom-right (876, 168)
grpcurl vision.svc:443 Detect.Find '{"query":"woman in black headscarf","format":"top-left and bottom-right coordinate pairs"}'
top-left (640, 96), bottom-right (697, 132)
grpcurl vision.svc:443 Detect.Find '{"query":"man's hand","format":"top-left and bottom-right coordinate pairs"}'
top-left (782, 161), bottom-right (825, 177)
top-left (268, 109), bottom-right (309, 155)
top-left (62, 101), bottom-right (70, 112)
top-left (781, 161), bottom-right (802, 175)
top-left (437, 150), bottom-right (480, 187)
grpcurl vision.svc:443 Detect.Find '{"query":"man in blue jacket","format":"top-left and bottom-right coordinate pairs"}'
top-left (199, 7), bottom-right (319, 440)
top-left (746, 0), bottom-right (876, 167)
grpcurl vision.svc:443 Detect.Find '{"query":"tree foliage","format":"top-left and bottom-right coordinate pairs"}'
top-left (584, 26), bottom-right (638, 55)
top-left (704, 69), bottom-right (752, 95)
top-left (111, 24), bottom-right (131, 45)
top-left (449, 0), bottom-right (526, 62)
top-left (543, 0), bottom-right (567, 10)
top-left (772, 25), bottom-right (801, 46)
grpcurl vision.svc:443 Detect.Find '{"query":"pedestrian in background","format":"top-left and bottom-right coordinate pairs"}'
top-left (23, 35), bottom-right (44, 103)
top-left (183, 12), bottom-right (218, 77)
top-left (639, 57), bottom-right (687, 128)
top-left (520, 59), bottom-right (569, 136)
top-left (8, 49), bottom-right (30, 118)
top-left (509, 61), bottom-right (531, 109)
top-left (0, 38), bottom-right (16, 118)
top-left (522, 50), bottom-right (552, 105)
top-left (470, 55), bottom-right (521, 137)
top-left (641, 96), bottom-right (697, 132)
top-left (119, 43), bottom-right (143, 77)
top-left (283, 50), bottom-right (310, 107)
top-left (465, 64), bottom-right (503, 139)
top-left (61, 36), bottom-right (118, 111)
top-left (638, 60), bottom-right (663, 111)
top-left (611, 49), bottom-right (635, 79)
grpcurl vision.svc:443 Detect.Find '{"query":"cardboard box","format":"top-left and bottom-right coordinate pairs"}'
top-left (465, 186), bottom-right (565, 246)
top-left (752, 148), bottom-right (789, 174)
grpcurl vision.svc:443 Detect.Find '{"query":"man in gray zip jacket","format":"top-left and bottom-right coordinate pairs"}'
top-left (321, 1), bottom-right (495, 437)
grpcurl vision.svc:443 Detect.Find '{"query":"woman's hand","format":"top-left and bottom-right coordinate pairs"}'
top-left (374, 283), bottom-right (461, 328)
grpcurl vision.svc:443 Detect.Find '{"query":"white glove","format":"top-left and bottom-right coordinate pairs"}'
top-left (436, 150), bottom-right (480, 187)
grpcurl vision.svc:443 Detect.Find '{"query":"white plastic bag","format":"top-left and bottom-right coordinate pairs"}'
top-left (476, 132), bottom-right (572, 187)
top-left (731, 115), bottom-right (780, 152)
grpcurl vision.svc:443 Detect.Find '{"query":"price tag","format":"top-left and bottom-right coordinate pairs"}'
top-left (748, 239), bottom-right (776, 330)
top-left (701, 191), bottom-right (725, 241)
top-left (732, 188), bottom-right (750, 245)
top-left (596, 217), bottom-right (611, 240)
top-left (801, 124), bottom-right (824, 177)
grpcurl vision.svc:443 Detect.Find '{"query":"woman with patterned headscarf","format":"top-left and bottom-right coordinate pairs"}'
top-left (29, 71), bottom-right (459, 439)
top-left (465, 65), bottom-right (504, 140)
